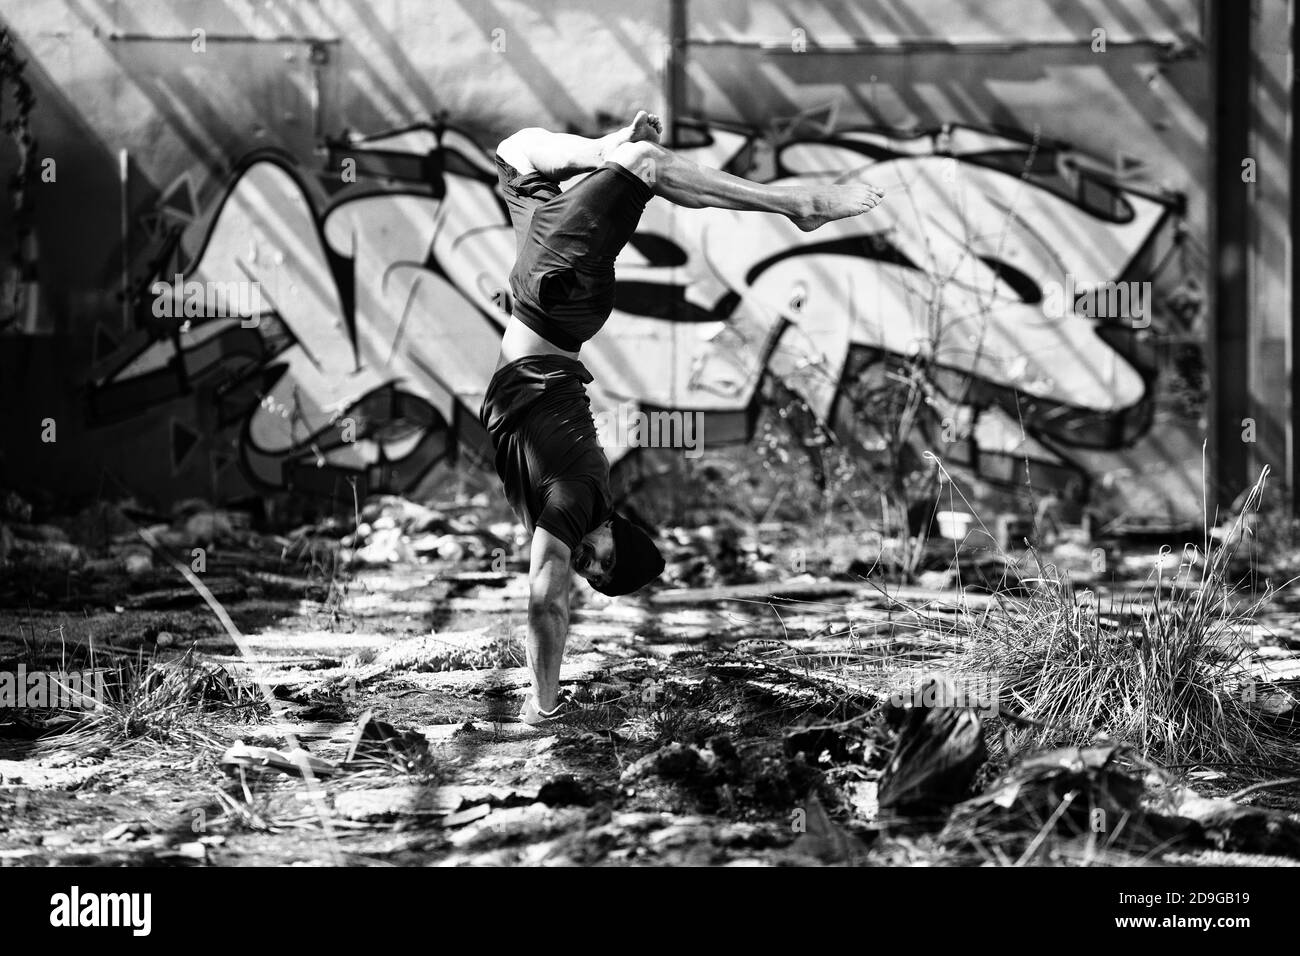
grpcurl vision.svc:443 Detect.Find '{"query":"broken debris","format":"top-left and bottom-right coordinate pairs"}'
top-left (219, 742), bottom-right (338, 779)
top-left (878, 678), bottom-right (987, 814)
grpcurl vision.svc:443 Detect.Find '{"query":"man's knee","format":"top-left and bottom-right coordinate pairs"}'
top-left (497, 128), bottom-right (546, 173)
top-left (606, 140), bottom-right (665, 188)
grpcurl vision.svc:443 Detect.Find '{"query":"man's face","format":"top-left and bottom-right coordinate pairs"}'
top-left (572, 520), bottom-right (615, 587)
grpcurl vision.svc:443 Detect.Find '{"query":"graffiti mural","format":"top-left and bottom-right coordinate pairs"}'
top-left (87, 118), bottom-right (1191, 507)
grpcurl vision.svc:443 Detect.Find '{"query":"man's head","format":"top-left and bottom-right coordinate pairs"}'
top-left (571, 513), bottom-right (664, 596)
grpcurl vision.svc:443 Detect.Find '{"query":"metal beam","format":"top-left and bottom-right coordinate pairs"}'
top-left (1208, 2), bottom-right (1252, 512)
top-left (1292, 0), bottom-right (1300, 513)
top-left (665, 0), bottom-right (688, 146)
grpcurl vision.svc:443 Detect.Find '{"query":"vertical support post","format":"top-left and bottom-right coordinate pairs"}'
top-left (665, 0), bottom-right (688, 146)
top-left (1291, 0), bottom-right (1300, 512)
top-left (1208, 1), bottom-right (1252, 512)
top-left (119, 146), bottom-right (130, 331)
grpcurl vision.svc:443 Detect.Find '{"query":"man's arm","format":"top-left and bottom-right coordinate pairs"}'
top-left (525, 527), bottom-right (572, 711)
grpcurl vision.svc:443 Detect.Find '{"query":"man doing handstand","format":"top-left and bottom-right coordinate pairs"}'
top-left (480, 111), bottom-right (883, 725)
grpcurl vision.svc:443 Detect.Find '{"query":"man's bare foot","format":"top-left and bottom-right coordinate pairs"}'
top-left (600, 111), bottom-right (662, 164)
top-left (790, 182), bottom-right (885, 231)
top-left (626, 109), bottom-right (662, 144)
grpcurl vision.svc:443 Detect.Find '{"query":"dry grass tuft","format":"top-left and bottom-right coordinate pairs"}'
top-left (67, 647), bottom-right (265, 746)
top-left (948, 470), bottom-right (1287, 764)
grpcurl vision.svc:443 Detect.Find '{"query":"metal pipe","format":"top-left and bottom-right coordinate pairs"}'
top-left (683, 36), bottom-right (1187, 53)
top-left (119, 147), bottom-right (129, 332)
top-left (106, 33), bottom-right (340, 44)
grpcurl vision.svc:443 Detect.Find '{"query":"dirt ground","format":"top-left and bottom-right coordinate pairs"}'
top-left (3, 529), bottom-right (1300, 867)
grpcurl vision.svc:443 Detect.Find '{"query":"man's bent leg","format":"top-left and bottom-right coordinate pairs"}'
top-left (498, 111), bottom-right (662, 182)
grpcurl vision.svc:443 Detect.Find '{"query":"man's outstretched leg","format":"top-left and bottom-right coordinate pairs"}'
top-left (605, 136), bottom-right (883, 231)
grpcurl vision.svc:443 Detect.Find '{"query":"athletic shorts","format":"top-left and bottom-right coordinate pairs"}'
top-left (478, 354), bottom-right (613, 550)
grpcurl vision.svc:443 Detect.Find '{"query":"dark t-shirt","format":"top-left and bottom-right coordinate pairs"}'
top-left (494, 152), bottom-right (651, 352)
top-left (478, 355), bottom-right (612, 551)
top-left (495, 153), bottom-right (562, 254)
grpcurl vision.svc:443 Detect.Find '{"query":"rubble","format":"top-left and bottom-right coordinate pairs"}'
top-left (355, 626), bottom-right (526, 677)
top-left (620, 742), bottom-right (716, 785)
top-left (329, 785), bottom-right (535, 823)
top-left (344, 711), bottom-right (432, 770)
top-left (0, 488), bottom-right (529, 617)
top-left (790, 795), bottom-right (867, 865)
top-left (951, 745), bottom-right (1144, 837)
top-left (878, 678), bottom-right (988, 814)
top-left (444, 804), bottom-right (594, 851)
top-left (341, 495), bottom-right (509, 567)
top-left (5, 534), bottom-right (85, 569)
top-left (536, 774), bottom-right (601, 808)
top-left (123, 581), bottom-right (246, 609)
top-left (218, 742), bottom-right (339, 779)
top-left (5, 480), bottom-right (1300, 868)
top-left (1169, 790), bottom-right (1300, 857)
